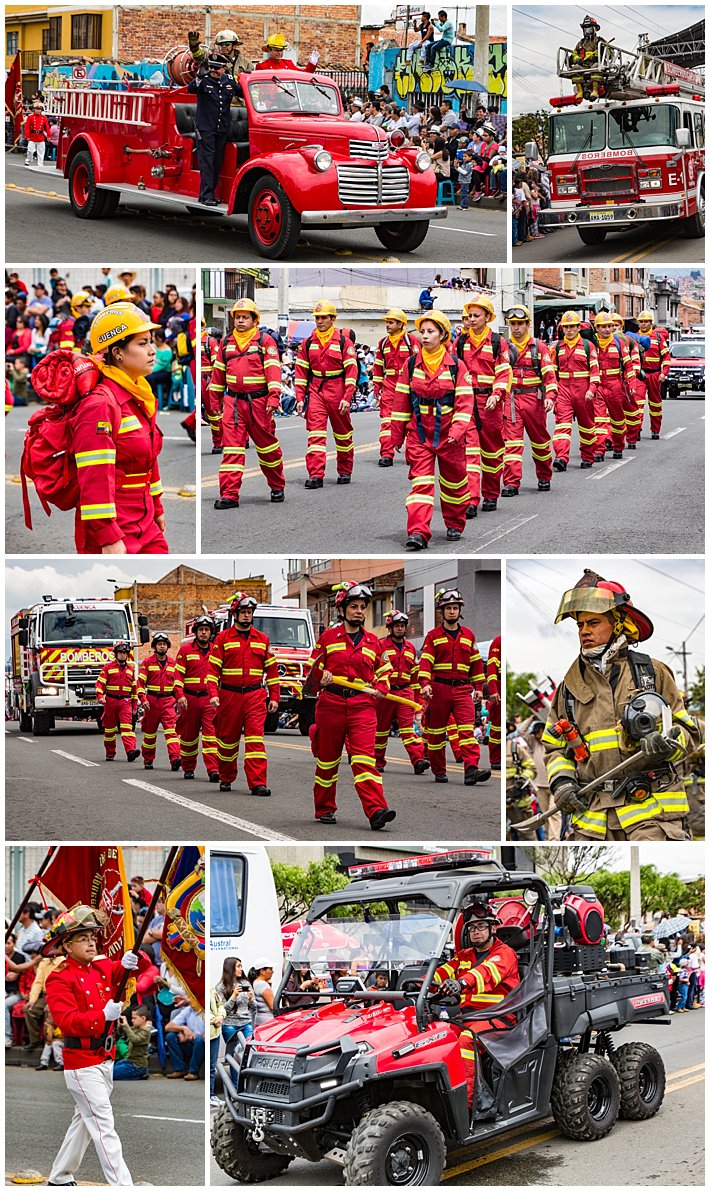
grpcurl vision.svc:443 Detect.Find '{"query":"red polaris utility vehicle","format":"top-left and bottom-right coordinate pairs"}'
top-left (212, 850), bottom-right (671, 1185)
top-left (44, 70), bottom-right (446, 259)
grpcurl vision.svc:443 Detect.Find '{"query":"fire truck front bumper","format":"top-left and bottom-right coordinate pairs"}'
top-left (540, 201), bottom-right (683, 228)
top-left (300, 206), bottom-right (448, 226)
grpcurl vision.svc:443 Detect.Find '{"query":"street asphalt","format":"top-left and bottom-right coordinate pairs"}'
top-left (208, 1009), bottom-right (705, 1186)
top-left (5, 157), bottom-right (506, 265)
top-left (4, 719), bottom-right (501, 843)
top-left (5, 401), bottom-right (197, 554)
top-left (201, 395), bottom-right (705, 556)
top-left (5, 1061), bottom-right (205, 1185)
top-left (512, 222), bottom-right (706, 265)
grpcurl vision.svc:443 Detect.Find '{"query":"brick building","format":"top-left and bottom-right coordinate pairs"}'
top-left (286, 559), bottom-right (404, 639)
top-left (113, 565), bottom-right (270, 658)
top-left (116, 5), bottom-right (362, 69)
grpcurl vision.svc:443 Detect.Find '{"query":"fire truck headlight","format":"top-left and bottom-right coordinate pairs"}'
top-left (415, 150), bottom-right (432, 173)
top-left (557, 174), bottom-right (578, 196)
top-left (313, 149), bottom-right (333, 173)
top-left (638, 168), bottom-right (662, 190)
top-left (39, 685), bottom-right (60, 696)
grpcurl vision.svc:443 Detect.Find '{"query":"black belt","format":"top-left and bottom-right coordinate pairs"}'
top-left (473, 388), bottom-right (494, 395)
top-left (220, 682), bottom-right (263, 694)
top-left (433, 678), bottom-right (472, 687)
top-left (226, 387), bottom-right (269, 400)
top-left (104, 693), bottom-right (130, 700)
top-left (325, 686), bottom-right (365, 699)
top-left (64, 1036), bottom-right (106, 1051)
top-left (185, 688), bottom-right (209, 697)
top-left (512, 388), bottom-right (541, 395)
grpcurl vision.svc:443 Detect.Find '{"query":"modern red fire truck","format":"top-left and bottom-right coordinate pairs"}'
top-left (42, 68), bottom-right (446, 259)
top-left (527, 44), bottom-right (704, 246)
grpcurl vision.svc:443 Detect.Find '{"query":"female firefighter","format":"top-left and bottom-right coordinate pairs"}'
top-left (72, 304), bottom-right (168, 554)
top-left (543, 569), bottom-right (701, 840)
top-left (390, 310), bottom-right (473, 550)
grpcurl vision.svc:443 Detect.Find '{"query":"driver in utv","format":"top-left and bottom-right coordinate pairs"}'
top-left (432, 901), bottom-right (519, 1116)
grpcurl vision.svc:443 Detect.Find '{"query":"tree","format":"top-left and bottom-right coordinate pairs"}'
top-left (687, 665), bottom-right (704, 715)
top-left (512, 111), bottom-right (549, 160)
top-left (271, 854), bottom-right (349, 924)
top-left (683, 877), bottom-right (705, 916)
top-left (534, 845), bottom-right (620, 886)
top-left (506, 667), bottom-right (544, 721)
top-left (586, 870), bottom-right (630, 928)
top-left (638, 866), bottom-right (688, 919)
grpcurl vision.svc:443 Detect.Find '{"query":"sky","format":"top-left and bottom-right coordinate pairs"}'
top-left (511, 5), bottom-right (704, 115)
top-left (506, 556), bottom-right (705, 690)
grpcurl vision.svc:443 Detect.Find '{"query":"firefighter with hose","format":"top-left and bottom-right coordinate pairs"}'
top-left (540, 569), bottom-right (701, 840)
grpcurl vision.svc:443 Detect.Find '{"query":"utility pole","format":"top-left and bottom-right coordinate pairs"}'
top-left (299, 559), bottom-right (309, 609)
top-left (629, 846), bottom-right (641, 927)
top-left (278, 269), bottom-right (290, 340)
top-left (666, 641), bottom-right (690, 692)
top-left (473, 5), bottom-right (489, 92)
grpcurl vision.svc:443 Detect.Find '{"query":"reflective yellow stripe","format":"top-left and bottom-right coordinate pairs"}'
top-left (75, 449), bottom-right (116, 467)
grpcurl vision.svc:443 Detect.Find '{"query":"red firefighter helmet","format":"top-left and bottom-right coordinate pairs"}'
top-left (112, 640), bottom-right (130, 655)
top-left (555, 569), bottom-right (653, 642)
top-left (333, 582), bottom-right (372, 614)
top-left (385, 610), bottom-right (409, 631)
top-left (192, 614), bottom-right (216, 637)
top-left (41, 904), bottom-right (104, 957)
top-left (230, 591), bottom-right (258, 613)
top-left (436, 588), bottom-right (464, 610)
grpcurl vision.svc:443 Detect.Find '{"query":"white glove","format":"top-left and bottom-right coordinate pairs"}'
top-left (121, 951), bottom-right (139, 970)
top-left (103, 1000), bottom-right (123, 1022)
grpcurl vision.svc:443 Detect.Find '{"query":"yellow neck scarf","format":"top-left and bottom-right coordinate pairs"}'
top-left (422, 344), bottom-right (447, 375)
top-left (564, 334), bottom-right (581, 348)
top-left (597, 334), bottom-right (614, 349)
top-left (388, 330), bottom-right (405, 348)
top-left (468, 326), bottom-right (490, 348)
top-left (512, 332), bottom-right (531, 352)
top-left (232, 328), bottom-right (258, 352)
top-left (315, 325), bottom-right (336, 347)
top-left (98, 362), bottom-right (156, 418)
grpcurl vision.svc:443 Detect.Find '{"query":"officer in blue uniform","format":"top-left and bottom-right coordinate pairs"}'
top-left (187, 53), bottom-right (237, 206)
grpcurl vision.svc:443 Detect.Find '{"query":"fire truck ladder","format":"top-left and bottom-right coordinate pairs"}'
top-left (43, 86), bottom-right (153, 126)
top-left (556, 43), bottom-right (704, 99)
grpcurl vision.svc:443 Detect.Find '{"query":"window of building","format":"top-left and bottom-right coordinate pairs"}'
top-left (406, 588), bottom-right (424, 637)
top-left (43, 17), bottom-right (62, 52)
top-left (372, 596), bottom-right (387, 628)
top-left (70, 13), bottom-right (102, 51)
top-left (7, 31), bottom-right (19, 55)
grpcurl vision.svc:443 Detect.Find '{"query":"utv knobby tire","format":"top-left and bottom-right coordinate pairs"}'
top-left (551, 1052), bottom-right (620, 1141)
top-left (210, 1105), bottom-right (292, 1184)
top-left (68, 151), bottom-right (120, 219)
top-left (374, 220), bottom-right (430, 253)
top-left (611, 1042), bottom-right (665, 1120)
top-left (344, 1100), bottom-right (446, 1186)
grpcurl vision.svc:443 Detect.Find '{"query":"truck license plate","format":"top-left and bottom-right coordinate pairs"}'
top-left (589, 211), bottom-right (614, 222)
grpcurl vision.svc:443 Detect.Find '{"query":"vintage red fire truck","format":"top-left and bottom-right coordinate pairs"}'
top-left (527, 45), bottom-right (704, 246)
top-left (42, 68), bottom-right (446, 258)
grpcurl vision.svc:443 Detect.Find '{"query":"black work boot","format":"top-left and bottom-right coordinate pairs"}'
top-left (370, 807), bottom-right (397, 831)
top-left (304, 477), bottom-right (323, 489)
top-left (413, 759), bottom-right (430, 775)
top-left (214, 498), bottom-right (239, 510)
top-left (250, 785), bottom-right (271, 797)
top-left (464, 765), bottom-right (492, 785)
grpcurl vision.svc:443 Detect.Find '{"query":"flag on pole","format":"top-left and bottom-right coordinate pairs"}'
top-left (161, 846), bottom-right (205, 1010)
top-left (39, 845), bottom-right (135, 961)
top-left (5, 52), bottom-right (24, 144)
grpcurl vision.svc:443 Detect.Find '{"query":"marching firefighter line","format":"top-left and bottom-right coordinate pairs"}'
top-left (202, 295), bottom-right (672, 548)
top-left (85, 587), bottom-right (498, 830)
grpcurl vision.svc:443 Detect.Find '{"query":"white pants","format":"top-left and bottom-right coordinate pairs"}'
top-left (25, 140), bottom-right (45, 166)
top-left (49, 1061), bottom-right (133, 1186)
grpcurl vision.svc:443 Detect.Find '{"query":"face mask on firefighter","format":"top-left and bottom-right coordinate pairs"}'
top-left (621, 691), bottom-right (672, 742)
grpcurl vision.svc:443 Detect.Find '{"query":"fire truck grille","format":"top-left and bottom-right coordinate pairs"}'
top-left (579, 164), bottom-right (637, 199)
top-left (337, 165), bottom-right (410, 206)
top-left (349, 138), bottom-right (389, 161)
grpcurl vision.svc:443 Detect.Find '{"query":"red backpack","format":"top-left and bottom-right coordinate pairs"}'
top-left (21, 349), bottom-right (101, 529)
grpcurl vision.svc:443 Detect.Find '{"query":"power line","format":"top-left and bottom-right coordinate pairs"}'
top-left (635, 560), bottom-right (705, 595)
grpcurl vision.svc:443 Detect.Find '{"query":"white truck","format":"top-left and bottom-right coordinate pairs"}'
top-left (10, 596), bottom-right (149, 736)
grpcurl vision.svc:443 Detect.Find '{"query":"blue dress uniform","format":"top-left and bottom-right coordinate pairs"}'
top-left (187, 62), bottom-right (237, 204)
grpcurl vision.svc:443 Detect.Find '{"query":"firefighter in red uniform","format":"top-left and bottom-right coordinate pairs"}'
top-left (636, 309), bottom-right (670, 438)
top-left (501, 305), bottom-right (557, 495)
top-left (96, 642), bottom-right (140, 763)
top-left (431, 902), bottom-right (519, 1111)
top-left (175, 614), bottom-right (220, 782)
top-left (201, 321), bottom-right (223, 452)
top-left (72, 305), bottom-right (167, 555)
top-left (593, 311), bottom-right (635, 460)
top-left (419, 589), bottom-right (491, 785)
top-left (256, 33), bottom-right (318, 71)
top-left (294, 301), bottom-right (358, 488)
top-left (210, 298), bottom-right (285, 510)
top-left (551, 310), bottom-right (600, 470)
top-left (612, 314), bottom-right (642, 449)
top-left (374, 611), bottom-right (430, 775)
top-left (306, 582), bottom-right (397, 829)
top-left (137, 632), bottom-right (181, 771)
top-left (486, 634), bottom-right (502, 770)
top-left (59, 291), bottom-right (93, 352)
top-left (456, 295), bottom-right (512, 514)
top-left (208, 592), bottom-right (280, 797)
top-left (372, 308), bottom-right (419, 466)
top-left (391, 310), bottom-right (473, 551)
top-left (43, 905), bottom-right (149, 1186)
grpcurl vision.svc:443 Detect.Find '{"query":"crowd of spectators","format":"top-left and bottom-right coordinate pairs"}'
top-left (606, 924), bottom-right (705, 1011)
top-left (5, 267), bottom-right (196, 409)
top-left (512, 164), bottom-right (553, 245)
top-left (5, 879), bottom-right (205, 1082)
top-left (209, 955), bottom-right (276, 1106)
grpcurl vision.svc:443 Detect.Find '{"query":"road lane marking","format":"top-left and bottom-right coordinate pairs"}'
top-left (471, 513), bottom-right (539, 550)
top-left (438, 225), bottom-right (498, 238)
top-left (663, 427), bottom-right (686, 439)
top-left (127, 1114), bottom-right (204, 1123)
top-left (8, 735), bottom-right (36, 743)
top-left (264, 736), bottom-right (465, 771)
top-left (666, 1062), bottom-right (704, 1079)
top-left (591, 459), bottom-right (633, 479)
top-left (52, 749), bottom-right (100, 767)
top-left (610, 235), bottom-right (677, 264)
top-left (201, 439), bottom-right (381, 487)
top-left (123, 778), bottom-right (296, 842)
top-left (665, 1073), bottom-right (705, 1092)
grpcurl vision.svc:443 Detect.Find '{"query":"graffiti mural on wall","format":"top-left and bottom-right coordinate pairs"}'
top-left (393, 42), bottom-right (507, 101)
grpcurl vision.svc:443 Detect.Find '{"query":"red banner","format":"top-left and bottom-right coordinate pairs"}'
top-left (5, 53), bottom-right (23, 144)
top-left (39, 845), bottom-right (135, 961)
top-left (161, 847), bottom-right (205, 1010)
